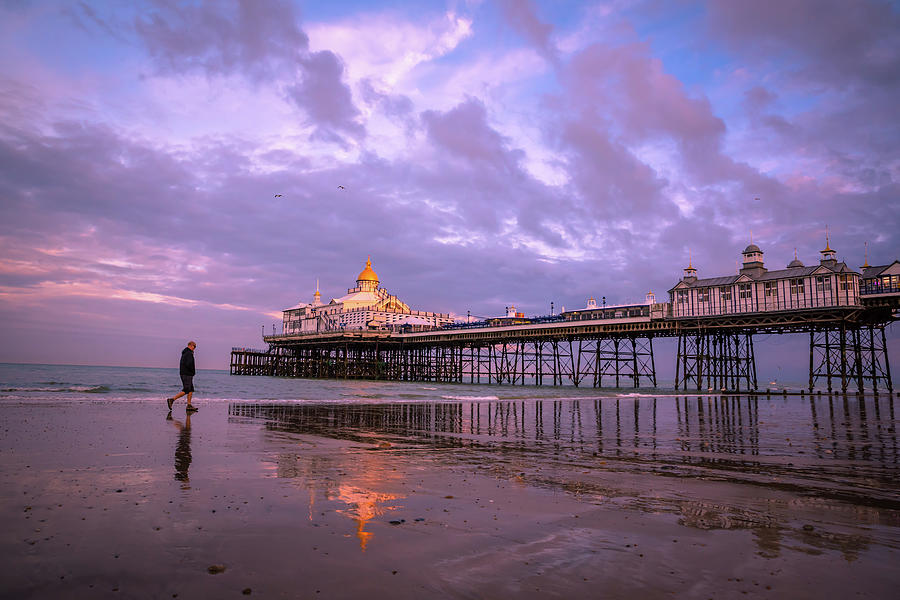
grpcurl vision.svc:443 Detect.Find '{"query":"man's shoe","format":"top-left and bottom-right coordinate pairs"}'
top-left (186, 405), bottom-right (198, 412)
top-left (166, 398), bottom-right (174, 410)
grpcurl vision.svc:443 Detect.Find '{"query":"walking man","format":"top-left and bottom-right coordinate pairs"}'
top-left (167, 341), bottom-right (198, 412)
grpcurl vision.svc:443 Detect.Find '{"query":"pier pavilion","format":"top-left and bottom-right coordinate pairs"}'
top-left (281, 257), bottom-right (452, 335)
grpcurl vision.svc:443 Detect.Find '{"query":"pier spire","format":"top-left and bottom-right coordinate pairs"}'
top-left (820, 226), bottom-right (837, 264)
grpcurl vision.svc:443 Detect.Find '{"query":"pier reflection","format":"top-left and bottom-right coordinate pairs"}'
top-left (229, 394), bottom-right (900, 557)
top-left (230, 395), bottom-right (898, 478)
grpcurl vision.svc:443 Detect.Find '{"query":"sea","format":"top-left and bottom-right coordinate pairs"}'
top-left (0, 362), bottom-right (815, 405)
top-left (0, 362), bottom-right (697, 405)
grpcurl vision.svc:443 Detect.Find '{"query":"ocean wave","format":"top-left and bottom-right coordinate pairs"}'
top-left (1, 385), bottom-right (111, 394)
top-left (440, 395), bottom-right (500, 401)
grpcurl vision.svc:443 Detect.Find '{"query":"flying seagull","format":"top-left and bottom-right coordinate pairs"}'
top-left (337, 185), bottom-right (345, 190)
top-left (274, 194), bottom-right (283, 197)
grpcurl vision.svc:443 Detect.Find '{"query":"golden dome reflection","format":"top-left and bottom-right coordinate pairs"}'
top-left (356, 256), bottom-right (379, 282)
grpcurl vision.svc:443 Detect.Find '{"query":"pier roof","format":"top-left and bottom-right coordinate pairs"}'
top-left (670, 262), bottom-right (857, 290)
top-left (861, 260), bottom-right (900, 279)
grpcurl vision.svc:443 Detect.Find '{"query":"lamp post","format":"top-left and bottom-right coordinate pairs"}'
top-left (550, 301), bottom-right (554, 316)
top-left (602, 296), bottom-right (606, 309)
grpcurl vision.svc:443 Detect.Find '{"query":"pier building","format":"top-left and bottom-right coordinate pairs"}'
top-left (861, 260), bottom-right (900, 298)
top-left (669, 239), bottom-right (859, 318)
top-left (281, 257), bottom-right (452, 334)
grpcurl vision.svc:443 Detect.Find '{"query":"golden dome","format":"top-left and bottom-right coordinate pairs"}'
top-left (357, 256), bottom-right (379, 282)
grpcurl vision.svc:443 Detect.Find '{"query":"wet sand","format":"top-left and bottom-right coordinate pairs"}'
top-left (1, 395), bottom-right (899, 598)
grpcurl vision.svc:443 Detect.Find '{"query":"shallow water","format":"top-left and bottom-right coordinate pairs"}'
top-left (0, 362), bottom-right (821, 404)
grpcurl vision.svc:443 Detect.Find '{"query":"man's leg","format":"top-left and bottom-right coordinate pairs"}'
top-left (186, 391), bottom-right (193, 406)
top-left (172, 391), bottom-right (186, 401)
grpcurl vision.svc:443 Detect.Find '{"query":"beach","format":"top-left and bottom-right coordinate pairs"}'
top-left (1, 368), bottom-right (899, 598)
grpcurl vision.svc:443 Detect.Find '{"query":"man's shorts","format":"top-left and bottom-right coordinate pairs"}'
top-left (181, 375), bottom-right (194, 393)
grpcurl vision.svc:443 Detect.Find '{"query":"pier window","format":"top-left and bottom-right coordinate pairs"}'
top-left (677, 290), bottom-right (689, 302)
top-left (816, 276), bottom-right (831, 293)
top-left (738, 283), bottom-right (752, 299)
top-left (698, 289), bottom-right (709, 302)
top-left (719, 287), bottom-right (732, 302)
top-left (764, 282), bottom-right (778, 297)
top-left (790, 279), bottom-right (805, 295)
top-left (839, 274), bottom-right (851, 291)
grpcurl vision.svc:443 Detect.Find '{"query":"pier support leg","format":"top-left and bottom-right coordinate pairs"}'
top-left (810, 323), bottom-right (892, 394)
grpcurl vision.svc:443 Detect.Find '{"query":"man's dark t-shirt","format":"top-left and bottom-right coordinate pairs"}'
top-left (180, 347), bottom-right (195, 377)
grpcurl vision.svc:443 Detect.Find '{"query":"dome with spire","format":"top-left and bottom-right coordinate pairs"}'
top-left (356, 257), bottom-right (379, 283)
top-left (743, 243), bottom-right (761, 254)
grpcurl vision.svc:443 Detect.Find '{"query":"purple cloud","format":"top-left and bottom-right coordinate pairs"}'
top-left (134, 0), bottom-right (363, 138)
top-left (498, 0), bottom-right (559, 66)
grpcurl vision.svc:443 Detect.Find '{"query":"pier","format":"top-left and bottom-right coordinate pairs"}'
top-left (231, 245), bottom-right (899, 394)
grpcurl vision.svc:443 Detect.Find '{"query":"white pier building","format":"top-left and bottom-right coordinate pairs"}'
top-left (282, 258), bottom-right (453, 334)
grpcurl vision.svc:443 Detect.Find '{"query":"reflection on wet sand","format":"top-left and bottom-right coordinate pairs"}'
top-left (231, 396), bottom-right (898, 479)
top-left (168, 412), bottom-right (192, 487)
top-left (229, 395), bottom-right (900, 558)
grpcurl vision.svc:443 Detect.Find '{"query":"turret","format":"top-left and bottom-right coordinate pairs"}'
top-left (683, 259), bottom-right (697, 283)
top-left (819, 230), bottom-right (837, 267)
top-left (312, 279), bottom-right (322, 306)
top-left (740, 241), bottom-right (766, 276)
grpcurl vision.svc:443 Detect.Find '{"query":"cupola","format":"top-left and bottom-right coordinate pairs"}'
top-left (741, 243), bottom-right (764, 268)
top-left (819, 230), bottom-right (837, 266)
top-left (787, 249), bottom-right (804, 269)
top-left (356, 257), bottom-right (379, 290)
top-left (740, 237), bottom-right (767, 276)
top-left (683, 258), bottom-right (697, 283)
top-left (312, 279), bottom-right (322, 306)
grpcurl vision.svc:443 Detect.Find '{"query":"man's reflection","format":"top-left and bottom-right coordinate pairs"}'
top-left (167, 411), bottom-right (192, 486)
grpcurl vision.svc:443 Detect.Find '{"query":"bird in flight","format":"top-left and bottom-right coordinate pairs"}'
top-left (337, 185), bottom-right (345, 190)
top-left (274, 194), bottom-right (283, 197)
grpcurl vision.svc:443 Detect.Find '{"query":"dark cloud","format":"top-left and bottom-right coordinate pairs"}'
top-left (134, 0), bottom-right (363, 138)
top-left (707, 0), bottom-right (900, 88)
top-left (498, 0), bottom-right (559, 67)
top-left (706, 0), bottom-right (900, 196)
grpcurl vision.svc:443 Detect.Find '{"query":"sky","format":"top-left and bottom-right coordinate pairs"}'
top-left (0, 0), bottom-right (898, 374)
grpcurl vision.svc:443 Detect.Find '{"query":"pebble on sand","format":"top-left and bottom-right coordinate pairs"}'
top-left (208, 564), bottom-right (227, 574)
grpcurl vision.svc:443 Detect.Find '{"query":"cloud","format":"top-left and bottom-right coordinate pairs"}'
top-left (498, 0), bottom-right (559, 67)
top-left (134, 0), bottom-right (363, 139)
top-left (707, 0), bottom-right (900, 89)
